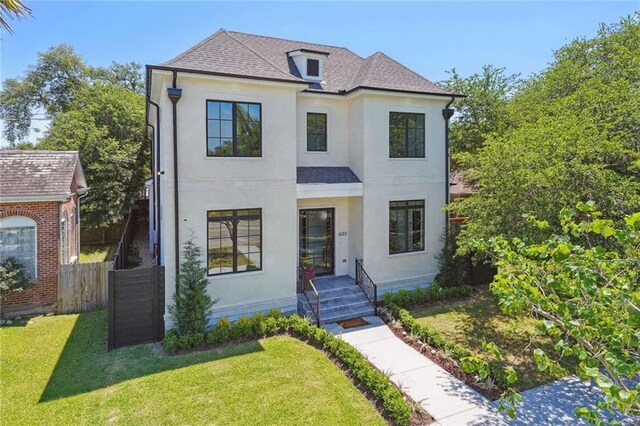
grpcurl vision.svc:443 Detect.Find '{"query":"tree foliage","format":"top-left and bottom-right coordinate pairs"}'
top-left (0, 0), bottom-right (31, 34)
top-left (169, 236), bottom-right (216, 335)
top-left (451, 15), bottom-right (640, 249)
top-left (0, 45), bottom-right (148, 228)
top-left (439, 65), bottom-right (521, 170)
top-left (477, 203), bottom-right (640, 423)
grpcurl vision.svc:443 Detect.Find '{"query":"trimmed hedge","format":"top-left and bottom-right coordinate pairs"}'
top-left (382, 281), bottom-right (473, 308)
top-left (164, 310), bottom-right (412, 425)
top-left (382, 283), bottom-right (514, 389)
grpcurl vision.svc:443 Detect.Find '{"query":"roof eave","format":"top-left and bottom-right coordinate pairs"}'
top-left (0, 193), bottom-right (73, 203)
top-left (147, 64), bottom-right (309, 87)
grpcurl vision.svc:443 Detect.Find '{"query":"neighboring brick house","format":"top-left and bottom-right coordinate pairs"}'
top-left (0, 150), bottom-right (88, 314)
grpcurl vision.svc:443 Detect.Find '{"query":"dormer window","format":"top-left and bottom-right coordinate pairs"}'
top-left (287, 49), bottom-right (329, 82)
top-left (307, 59), bottom-right (320, 77)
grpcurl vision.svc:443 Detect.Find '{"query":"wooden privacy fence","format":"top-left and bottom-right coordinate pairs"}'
top-left (108, 266), bottom-right (165, 350)
top-left (81, 222), bottom-right (126, 245)
top-left (57, 261), bottom-right (113, 314)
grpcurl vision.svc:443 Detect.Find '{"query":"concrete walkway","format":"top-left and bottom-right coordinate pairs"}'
top-left (328, 316), bottom-right (507, 425)
top-left (329, 317), bottom-right (639, 426)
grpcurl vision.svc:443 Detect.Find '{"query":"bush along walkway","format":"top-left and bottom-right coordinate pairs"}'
top-left (163, 310), bottom-right (428, 426)
top-left (330, 314), bottom-right (508, 426)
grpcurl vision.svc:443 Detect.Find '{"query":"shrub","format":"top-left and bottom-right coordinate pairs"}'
top-left (383, 282), bottom-right (473, 308)
top-left (435, 223), bottom-right (470, 288)
top-left (168, 235), bottom-right (216, 335)
top-left (0, 257), bottom-right (31, 301)
top-left (232, 316), bottom-right (254, 340)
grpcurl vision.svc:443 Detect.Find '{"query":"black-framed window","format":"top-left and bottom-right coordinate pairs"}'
top-left (307, 59), bottom-right (320, 77)
top-left (307, 113), bottom-right (327, 151)
top-left (389, 112), bottom-right (425, 158)
top-left (207, 100), bottom-right (261, 157)
top-left (207, 209), bottom-right (262, 276)
top-left (389, 200), bottom-right (425, 254)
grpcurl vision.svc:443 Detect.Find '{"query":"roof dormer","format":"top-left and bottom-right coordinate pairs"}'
top-left (287, 48), bottom-right (329, 82)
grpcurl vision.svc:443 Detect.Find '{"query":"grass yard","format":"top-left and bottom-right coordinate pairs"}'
top-left (410, 285), bottom-right (571, 391)
top-left (79, 244), bottom-right (117, 263)
top-left (0, 311), bottom-right (385, 425)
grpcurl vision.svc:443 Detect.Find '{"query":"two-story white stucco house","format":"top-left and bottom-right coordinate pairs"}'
top-left (146, 30), bottom-right (458, 326)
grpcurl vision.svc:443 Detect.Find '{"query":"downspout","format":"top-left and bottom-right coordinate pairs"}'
top-left (167, 71), bottom-right (182, 291)
top-left (442, 96), bottom-right (455, 235)
top-left (149, 100), bottom-right (161, 265)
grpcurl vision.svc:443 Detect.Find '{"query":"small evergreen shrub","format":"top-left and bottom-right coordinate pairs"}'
top-left (168, 235), bottom-right (216, 336)
top-left (435, 223), bottom-right (471, 288)
top-left (0, 257), bottom-right (31, 301)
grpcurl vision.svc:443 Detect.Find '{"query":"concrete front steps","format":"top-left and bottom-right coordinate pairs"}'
top-left (297, 275), bottom-right (375, 325)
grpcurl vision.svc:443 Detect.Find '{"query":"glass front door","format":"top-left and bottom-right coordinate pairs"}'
top-left (299, 208), bottom-right (334, 276)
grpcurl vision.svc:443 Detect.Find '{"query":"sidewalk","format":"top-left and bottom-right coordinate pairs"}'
top-left (330, 317), bottom-right (639, 426)
top-left (328, 316), bottom-right (507, 425)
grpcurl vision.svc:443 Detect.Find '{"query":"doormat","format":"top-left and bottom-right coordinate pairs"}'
top-left (338, 318), bottom-right (368, 329)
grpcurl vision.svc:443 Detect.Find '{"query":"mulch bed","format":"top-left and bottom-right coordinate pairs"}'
top-left (384, 319), bottom-right (502, 401)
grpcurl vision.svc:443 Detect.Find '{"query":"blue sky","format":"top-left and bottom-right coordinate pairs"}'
top-left (2, 1), bottom-right (638, 84)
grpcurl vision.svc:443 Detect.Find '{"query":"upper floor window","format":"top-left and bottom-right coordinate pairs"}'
top-left (389, 112), bottom-right (425, 158)
top-left (207, 100), bottom-right (261, 157)
top-left (0, 216), bottom-right (37, 280)
top-left (307, 113), bottom-right (327, 152)
top-left (207, 209), bottom-right (262, 276)
top-left (389, 200), bottom-right (424, 254)
top-left (307, 59), bottom-right (320, 77)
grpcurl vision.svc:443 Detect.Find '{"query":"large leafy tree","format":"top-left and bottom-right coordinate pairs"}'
top-left (1, 45), bottom-right (148, 228)
top-left (439, 65), bottom-right (521, 170)
top-left (452, 15), bottom-right (640, 249)
top-left (479, 203), bottom-right (640, 423)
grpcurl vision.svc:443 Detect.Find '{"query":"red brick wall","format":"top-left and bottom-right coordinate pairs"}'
top-left (0, 202), bottom-right (60, 308)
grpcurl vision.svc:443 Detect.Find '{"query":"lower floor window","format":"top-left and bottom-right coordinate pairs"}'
top-left (207, 209), bottom-right (262, 276)
top-left (389, 200), bottom-right (424, 254)
top-left (0, 216), bottom-right (37, 280)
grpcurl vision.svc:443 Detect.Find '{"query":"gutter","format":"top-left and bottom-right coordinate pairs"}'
top-left (442, 96), bottom-right (455, 235)
top-left (0, 194), bottom-right (74, 203)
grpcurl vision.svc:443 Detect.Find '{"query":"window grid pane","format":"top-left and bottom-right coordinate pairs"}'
top-left (0, 226), bottom-right (36, 280)
top-left (389, 200), bottom-right (424, 254)
top-left (207, 101), bottom-right (261, 157)
top-left (307, 113), bottom-right (327, 151)
top-left (207, 209), bottom-right (262, 276)
top-left (389, 112), bottom-right (425, 158)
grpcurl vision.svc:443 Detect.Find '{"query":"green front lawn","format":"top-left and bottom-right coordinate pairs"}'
top-left (0, 311), bottom-right (385, 425)
top-left (79, 244), bottom-right (116, 263)
top-left (410, 285), bottom-right (571, 391)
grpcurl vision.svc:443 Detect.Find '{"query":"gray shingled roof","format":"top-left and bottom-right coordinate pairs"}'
top-left (160, 30), bottom-right (451, 96)
top-left (297, 167), bottom-right (361, 184)
top-left (0, 150), bottom-right (87, 198)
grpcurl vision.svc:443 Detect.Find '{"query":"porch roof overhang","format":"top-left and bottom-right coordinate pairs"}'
top-left (296, 182), bottom-right (363, 199)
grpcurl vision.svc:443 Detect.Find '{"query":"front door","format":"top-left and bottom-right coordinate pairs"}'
top-left (299, 208), bottom-right (334, 276)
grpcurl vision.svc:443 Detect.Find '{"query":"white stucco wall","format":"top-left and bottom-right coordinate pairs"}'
top-left (152, 72), bottom-right (301, 325)
top-left (151, 69), bottom-right (449, 325)
top-left (296, 95), bottom-right (349, 168)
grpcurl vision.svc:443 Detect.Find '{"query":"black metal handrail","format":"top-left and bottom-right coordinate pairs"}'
top-left (355, 258), bottom-right (377, 315)
top-left (298, 267), bottom-right (320, 326)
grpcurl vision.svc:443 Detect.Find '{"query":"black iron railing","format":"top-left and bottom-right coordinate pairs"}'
top-left (298, 267), bottom-right (320, 326)
top-left (355, 258), bottom-right (377, 315)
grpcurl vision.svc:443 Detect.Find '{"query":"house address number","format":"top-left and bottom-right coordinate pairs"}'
top-left (338, 231), bottom-right (347, 236)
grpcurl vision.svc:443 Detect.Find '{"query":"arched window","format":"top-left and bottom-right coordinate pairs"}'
top-left (0, 216), bottom-right (37, 280)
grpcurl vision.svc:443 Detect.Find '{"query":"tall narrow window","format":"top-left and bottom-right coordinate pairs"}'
top-left (70, 209), bottom-right (77, 260)
top-left (0, 216), bottom-right (37, 280)
top-left (60, 214), bottom-right (68, 264)
top-left (389, 112), bottom-right (425, 158)
top-left (207, 101), bottom-right (261, 157)
top-left (307, 113), bottom-right (327, 151)
top-left (389, 200), bottom-right (424, 254)
top-left (207, 209), bottom-right (262, 276)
